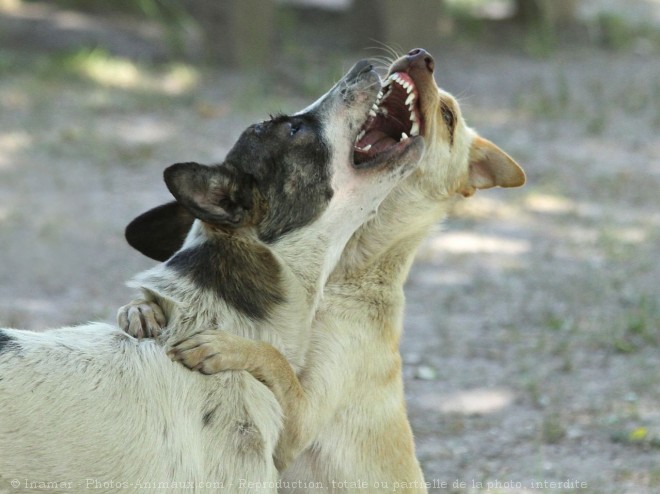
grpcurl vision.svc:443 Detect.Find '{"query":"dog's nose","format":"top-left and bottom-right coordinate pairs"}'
top-left (406, 48), bottom-right (434, 73)
top-left (346, 60), bottom-right (374, 82)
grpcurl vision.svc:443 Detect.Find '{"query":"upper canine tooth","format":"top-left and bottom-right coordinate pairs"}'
top-left (410, 121), bottom-right (419, 136)
top-left (384, 77), bottom-right (393, 87)
top-left (405, 84), bottom-right (413, 94)
top-left (405, 94), bottom-right (414, 106)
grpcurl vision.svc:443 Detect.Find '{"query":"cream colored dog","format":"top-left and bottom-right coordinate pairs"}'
top-left (121, 49), bottom-right (525, 492)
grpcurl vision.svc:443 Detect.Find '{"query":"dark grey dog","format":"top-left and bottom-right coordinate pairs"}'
top-left (0, 61), bottom-right (423, 493)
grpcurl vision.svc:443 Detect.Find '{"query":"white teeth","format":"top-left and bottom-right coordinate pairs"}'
top-left (401, 132), bottom-right (409, 140)
top-left (356, 130), bottom-right (365, 142)
top-left (377, 90), bottom-right (384, 100)
top-left (410, 121), bottom-right (419, 136)
top-left (388, 73), bottom-right (414, 94)
top-left (410, 111), bottom-right (418, 122)
top-left (362, 144), bottom-right (372, 152)
top-left (405, 93), bottom-right (415, 106)
top-left (369, 109), bottom-right (376, 117)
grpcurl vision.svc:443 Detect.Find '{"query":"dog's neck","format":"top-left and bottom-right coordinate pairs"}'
top-left (333, 183), bottom-right (456, 288)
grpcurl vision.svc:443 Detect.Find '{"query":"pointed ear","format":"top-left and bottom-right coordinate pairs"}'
top-left (460, 136), bottom-right (526, 197)
top-left (164, 162), bottom-right (253, 228)
top-left (125, 201), bottom-right (194, 262)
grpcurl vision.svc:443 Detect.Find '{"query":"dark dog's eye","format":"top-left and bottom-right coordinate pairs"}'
top-left (289, 121), bottom-right (302, 136)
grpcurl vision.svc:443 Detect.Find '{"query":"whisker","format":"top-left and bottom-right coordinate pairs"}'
top-left (369, 41), bottom-right (402, 62)
top-left (369, 55), bottom-right (395, 73)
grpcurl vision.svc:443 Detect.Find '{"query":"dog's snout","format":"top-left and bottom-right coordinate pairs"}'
top-left (406, 48), bottom-right (434, 73)
top-left (345, 60), bottom-right (374, 83)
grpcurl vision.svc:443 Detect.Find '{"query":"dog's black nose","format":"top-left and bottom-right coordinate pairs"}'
top-left (407, 48), bottom-right (434, 73)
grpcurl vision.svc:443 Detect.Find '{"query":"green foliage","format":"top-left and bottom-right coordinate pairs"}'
top-left (612, 295), bottom-right (660, 354)
top-left (541, 412), bottom-right (566, 444)
top-left (31, 0), bottom-right (188, 23)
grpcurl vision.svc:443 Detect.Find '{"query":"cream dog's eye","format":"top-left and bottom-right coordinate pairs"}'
top-left (442, 109), bottom-right (454, 128)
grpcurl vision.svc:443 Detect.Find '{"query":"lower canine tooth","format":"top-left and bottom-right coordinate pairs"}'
top-left (362, 144), bottom-right (372, 152)
top-left (401, 132), bottom-right (409, 140)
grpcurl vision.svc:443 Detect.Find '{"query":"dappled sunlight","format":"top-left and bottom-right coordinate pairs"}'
top-left (408, 268), bottom-right (473, 287)
top-left (524, 192), bottom-right (576, 215)
top-left (0, 206), bottom-right (9, 224)
top-left (0, 131), bottom-right (32, 169)
top-left (604, 226), bottom-right (649, 244)
top-left (97, 115), bottom-right (177, 146)
top-left (419, 387), bottom-right (515, 415)
top-left (66, 50), bottom-right (199, 94)
top-left (452, 195), bottom-right (528, 222)
top-left (425, 231), bottom-right (530, 256)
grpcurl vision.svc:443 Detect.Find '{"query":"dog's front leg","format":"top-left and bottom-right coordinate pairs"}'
top-left (116, 303), bottom-right (311, 469)
top-left (169, 330), bottom-right (308, 470)
top-left (117, 299), bottom-right (166, 338)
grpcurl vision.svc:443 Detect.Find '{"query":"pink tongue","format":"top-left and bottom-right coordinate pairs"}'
top-left (356, 130), bottom-right (397, 153)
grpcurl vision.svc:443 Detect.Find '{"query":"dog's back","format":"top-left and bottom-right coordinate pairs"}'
top-left (0, 324), bottom-right (280, 491)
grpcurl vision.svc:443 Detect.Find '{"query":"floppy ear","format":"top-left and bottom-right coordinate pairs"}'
top-left (125, 201), bottom-right (194, 262)
top-left (460, 136), bottom-right (526, 197)
top-left (164, 162), bottom-right (254, 228)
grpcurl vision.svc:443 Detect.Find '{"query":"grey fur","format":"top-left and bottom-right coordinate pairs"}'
top-left (0, 61), bottom-right (423, 493)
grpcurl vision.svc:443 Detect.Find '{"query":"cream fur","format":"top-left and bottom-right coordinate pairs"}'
top-left (278, 55), bottom-right (524, 492)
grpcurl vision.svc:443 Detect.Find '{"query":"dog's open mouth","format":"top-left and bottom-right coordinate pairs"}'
top-left (353, 71), bottom-right (423, 167)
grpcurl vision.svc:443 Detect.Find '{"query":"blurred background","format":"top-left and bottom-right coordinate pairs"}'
top-left (0, 0), bottom-right (658, 492)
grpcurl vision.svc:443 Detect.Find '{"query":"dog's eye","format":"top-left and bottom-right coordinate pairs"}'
top-left (442, 108), bottom-right (454, 129)
top-left (287, 120), bottom-right (305, 137)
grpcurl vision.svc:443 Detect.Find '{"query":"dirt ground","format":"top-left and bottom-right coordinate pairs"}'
top-left (0, 2), bottom-right (658, 493)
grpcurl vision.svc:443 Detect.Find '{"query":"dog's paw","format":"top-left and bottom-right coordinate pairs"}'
top-left (117, 299), bottom-right (167, 339)
top-left (168, 330), bottom-right (249, 375)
